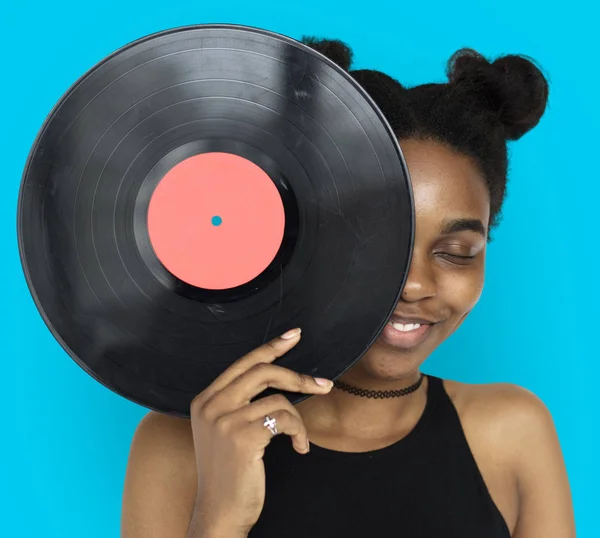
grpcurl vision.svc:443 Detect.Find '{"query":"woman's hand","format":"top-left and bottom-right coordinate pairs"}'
top-left (188, 328), bottom-right (333, 537)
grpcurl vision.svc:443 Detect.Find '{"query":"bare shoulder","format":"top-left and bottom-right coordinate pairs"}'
top-left (443, 378), bottom-right (554, 435)
top-left (442, 378), bottom-right (575, 537)
top-left (121, 411), bottom-right (198, 538)
top-left (134, 410), bottom-right (195, 452)
top-left (442, 378), bottom-right (558, 482)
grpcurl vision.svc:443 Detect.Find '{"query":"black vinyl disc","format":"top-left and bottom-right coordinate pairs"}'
top-left (18, 24), bottom-right (414, 417)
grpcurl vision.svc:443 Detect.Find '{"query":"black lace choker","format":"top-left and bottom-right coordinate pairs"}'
top-left (333, 373), bottom-right (425, 399)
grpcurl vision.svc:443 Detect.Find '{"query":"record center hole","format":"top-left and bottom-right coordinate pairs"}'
top-left (211, 215), bottom-right (223, 226)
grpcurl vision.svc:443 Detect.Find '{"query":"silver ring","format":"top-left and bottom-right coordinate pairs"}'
top-left (263, 415), bottom-right (278, 436)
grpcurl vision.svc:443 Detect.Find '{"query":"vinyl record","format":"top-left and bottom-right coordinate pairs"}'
top-left (18, 24), bottom-right (414, 417)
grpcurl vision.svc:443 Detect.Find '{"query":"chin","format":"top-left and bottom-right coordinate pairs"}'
top-left (354, 340), bottom-right (425, 382)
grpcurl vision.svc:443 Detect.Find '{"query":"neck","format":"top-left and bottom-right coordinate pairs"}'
top-left (297, 366), bottom-right (427, 441)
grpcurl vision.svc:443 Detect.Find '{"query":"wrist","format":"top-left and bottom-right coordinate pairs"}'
top-left (186, 505), bottom-right (250, 538)
top-left (200, 524), bottom-right (249, 538)
top-left (190, 505), bottom-right (250, 538)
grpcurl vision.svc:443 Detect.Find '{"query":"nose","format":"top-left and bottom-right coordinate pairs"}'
top-left (400, 250), bottom-right (437, 302)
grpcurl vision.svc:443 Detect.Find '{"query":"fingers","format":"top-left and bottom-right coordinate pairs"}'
top-left (228, 394), bottom-right (310, 453)
top-left (197, 328), bottom-right (303, 404)
top-left (237, 408), bottom-right (309, 455)
top-left (207, 361), bottom-right (333, 415)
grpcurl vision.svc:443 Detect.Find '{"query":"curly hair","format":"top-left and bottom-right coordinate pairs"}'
top-left (301, 37), bottom-right (550, 241)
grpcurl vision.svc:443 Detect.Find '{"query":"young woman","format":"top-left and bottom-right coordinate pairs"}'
top-left (121, 38), bottom-right (576, 538)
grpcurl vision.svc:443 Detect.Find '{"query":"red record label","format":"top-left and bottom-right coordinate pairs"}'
top-left (147, 152), bottom-right (286, 289)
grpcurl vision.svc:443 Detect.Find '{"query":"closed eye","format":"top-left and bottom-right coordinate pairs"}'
top-left (443, 254), bottom-right (475, 259)
top-left (437, 253), bottom-right (477, 264)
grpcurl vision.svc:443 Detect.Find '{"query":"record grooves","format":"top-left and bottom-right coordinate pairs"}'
top-left (18, 24), bottom-right (414, 417)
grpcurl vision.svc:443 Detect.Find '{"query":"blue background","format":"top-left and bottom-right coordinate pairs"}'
top-left (2, 1), bottom-right (598, 536)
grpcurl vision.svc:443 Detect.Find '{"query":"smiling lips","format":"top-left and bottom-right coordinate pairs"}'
top-left (382, 316), bottom-right (437, 349)
top-left (390, 321), bottom-right (424, 332)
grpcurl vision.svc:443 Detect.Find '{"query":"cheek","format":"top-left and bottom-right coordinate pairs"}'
top-left (438, 268), bottom-right (485, 314)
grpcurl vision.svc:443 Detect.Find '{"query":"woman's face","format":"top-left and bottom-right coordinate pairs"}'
top-left (357, 138), bottom-right (491, 380)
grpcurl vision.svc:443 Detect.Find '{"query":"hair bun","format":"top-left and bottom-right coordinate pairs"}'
top-left (300, 37), bottom-right (409, 131)
top-left (447, 48), bottom-right (549, 140)
top-left (300, 36), bottom-right (354, 71)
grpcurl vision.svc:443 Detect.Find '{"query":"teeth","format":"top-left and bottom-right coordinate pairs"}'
top-left (391, 322), bottom-right (421, 332)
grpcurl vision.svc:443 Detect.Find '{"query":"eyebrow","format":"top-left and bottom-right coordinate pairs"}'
top-left (440, 218), bottom-right (487, 238)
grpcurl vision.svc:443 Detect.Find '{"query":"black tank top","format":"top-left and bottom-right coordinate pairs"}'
top-left (248, 375), bottom-right (510, 538)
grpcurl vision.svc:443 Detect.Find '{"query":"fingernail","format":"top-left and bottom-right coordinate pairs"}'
top-left (314, 377), bottom-right (333, 388)
top-left (280, 328), bottom-right (301, 340)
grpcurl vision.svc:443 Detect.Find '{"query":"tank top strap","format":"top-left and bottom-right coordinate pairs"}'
top-left (422, 373), bottom-right (460, 429)
top-left (424, 373), bottom-right (445, 407)
top-left (426, 373), bottom-right (444, 393)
